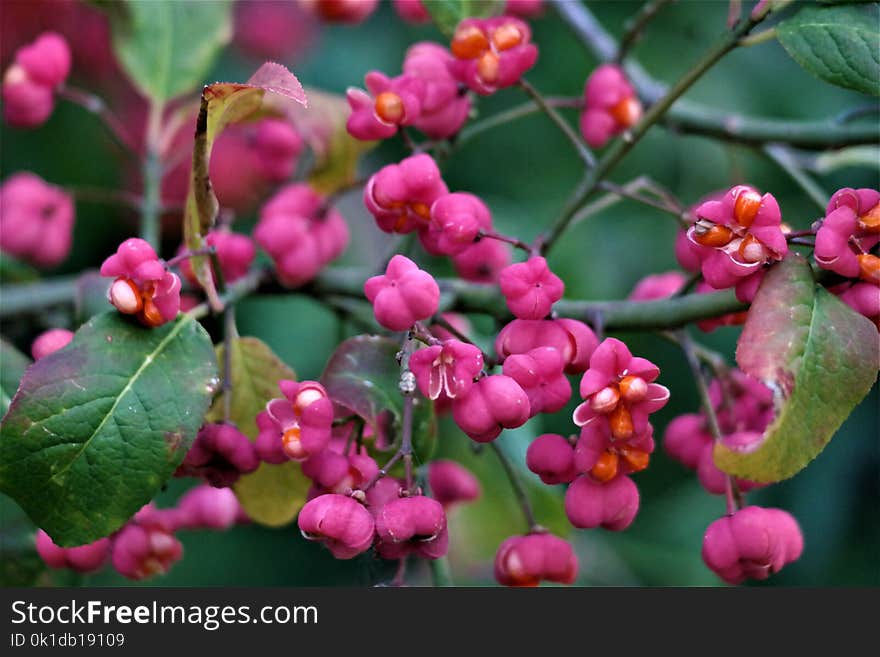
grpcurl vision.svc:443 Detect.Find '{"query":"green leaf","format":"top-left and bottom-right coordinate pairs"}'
top-left (0, 312), bottom-right (218, 546)
top-left (714, 256), bottom-right (879, 482)
top-left (425, 0), bottom-right (504, 38)
top-left (103, 0), bottom-right (232, 102)
top-left (183, 63), bottom-right (307, 310)
top-left (321, 336), bottom-right (437, 463)
top-left (206, 337), bottom-right (309, 527)
top-left (776, 3), bottom-right (880, 96)
top-left (1, 339), bottom-right (31, 419)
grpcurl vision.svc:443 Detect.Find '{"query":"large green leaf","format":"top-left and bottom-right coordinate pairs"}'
top-left (1, 339), bottom-right (31, 419)
top-left (714, 256), bottom-right (879, 482)
top-left (776, 3), bottom-right (880, 96)
top-left (425, 0), bottom-right (504, 38)
top-left (0, 312), bottom-right (218, 546)
top-left (321, 336), bottom-right (437, 462)
top-left (183, 63), bottom-right (307, 310)
top-left (207, 337), bottom-right (310, 527)
top-left (104, 0), bottom-right (232, 102)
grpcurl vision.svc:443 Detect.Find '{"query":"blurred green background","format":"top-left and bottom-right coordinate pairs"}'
top-left (1, 0), bottom-right (877, 586)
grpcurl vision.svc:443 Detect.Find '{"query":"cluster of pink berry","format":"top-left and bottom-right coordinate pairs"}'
top-left (35, 484), bottom-right (245, 580)
top-left (346, 15), bottom-right (538, 142)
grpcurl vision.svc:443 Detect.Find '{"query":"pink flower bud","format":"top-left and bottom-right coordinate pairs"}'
top-left (403, 42), bottom-right (471, 138)
top-left (838, 281), bottom-right (880, 322)
top-left (364, 255), bottom-right (440, 331)
top-left (451, 374), bottom-right (530, 442)
top-left (526, 434), bottom-right (577, 485)
top-left (503, 346), bottom-right (571, 416)
top-left (364, 153), bottom-right (448, 234)
top-left (174, 484), bottom-right (243, 531)
top-left (346, 71), bottom-right (425, 141)
top-left (35, 530), bottom-right (109, 573)
top-left (365, 476), bottom-right (403, 515)
top-left (452, 237), bottom-right (511, 283)
top-left (394, 0), bottom-right (430, 23)
top-left (628, 271), bottom-right (688, 301)
top-left (409, 339), bottom-right (484, 401)
top-left (176, 423), bottom-right (259, 488)
top-left (499, 256), bottom-right (564, 320)
top-left (449, 17), bottom-right (538, 95)
top-left (420, 192), bottom-right (490, 256)
top-left (179, 228), bottom-right (255, 287)
top-left (111, 522), bottom-right (183, 581)
top-left (100, 238), bottom-right (181, 327)
top-left (702, 506), bottom-right (803, 584)
top-left (0, 172), bottom-right (74, 267)
top-left (31, 328), bottom-right (73, 360)
top-left (494, 532), bottom-right (577, 587)
top-left (298, 494), bottom-right (375, 559)
top-left (374, 495), bottom-right (448, 560)
top-left (580, 64), bottom-right (641, 148)
top-left (263, 380), bottom-right (334, 461)
top-left (254, 183), bottom-right (349, 287)
top-left (428, 460), bottom-right (481, 507)
top-left (564, 474), bottom-right (640, 531)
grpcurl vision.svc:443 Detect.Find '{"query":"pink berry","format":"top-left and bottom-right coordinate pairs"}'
top-left (688, 185), bottom-right (788, 290)
top-left (572, 338), bottom-right (669, 441)
top-left (302, 444), bottom-right (378, 496)
top-left (838, 281), bottom-right (880, 322)
top-left (31, 328), bottom-right (73, 360)
top-left (503, 346), bottom-right (571, 416)
top-left (174, 484), bottom-right (243, 531)
top-left (526, 434), bottom-right (577, 485)
top-left (409, 339), bottom-right (484, 401)
top-left (628, 271), bottom-right (687, 301)
top-left (403, 42), bottom-right (471, 138)
top-left (111, 521), bottom-right (182, 581)
top-left (2, 32), bottom-right (71, 128)
top-left (179, 228), bottom-right (255, 288)
top-left (815, 188), bottom-right (880, 279)
top-left (449, 17), bottom-right (538, 95)
top-left (663, 413), bottom-right (708, 470)
top-left (374, 495), bottom-right (448, 560)
top-left (394, 0), bottom-right (430, 23)
top-left (452, 237), bottom-right (511, 283)
top-left (346, 71), bottom-right (425, 141)
top-left (421, 192), bottom-right (490, 256)
top-left (564, 474), bottom-right (640, 531)
top-left (495, 318), bottom-right (598, 375)
top-left (702, 506), bottom-right (803, 585)
top-left (298, 494), bottom-right (375, 559)
top-left (494, 532), bottom-right (577, 587)
top-left (364, 255), bottom-right (440, 331)
top-left (232, 0), bottom-right (317, 61)
top-left (35, 530), bottom-right (109, 573)
top-left (254, 183), bottom-right (349, 287)
top-left (580, 64), bottom-right (642, 148)
top-left (363, 153), bottom-right (448, 234)
top-left (451, 374), bottom-right (530, 443)
top-left (100, 238), bottom-right (181, 327)
top-left (304, 0), bottom-right (378, 23)
top-left (499, 256), bottom-right (565, 320)
top-left (428, 460), bottom-right (481, 507)
top-left (175, 423), bottom-right (259, 488)
top-left (0, 172), bottom-right (74, 268)
top-left (263, 380), bottom-right (334, 462)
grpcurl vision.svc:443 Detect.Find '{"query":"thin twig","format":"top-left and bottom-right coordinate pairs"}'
top-left (617, 0), bottom-right (676, 62)
top-left (519, 79), bottom-right (595, 167)
top-left (490, 441), bottom-right (539, 532)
